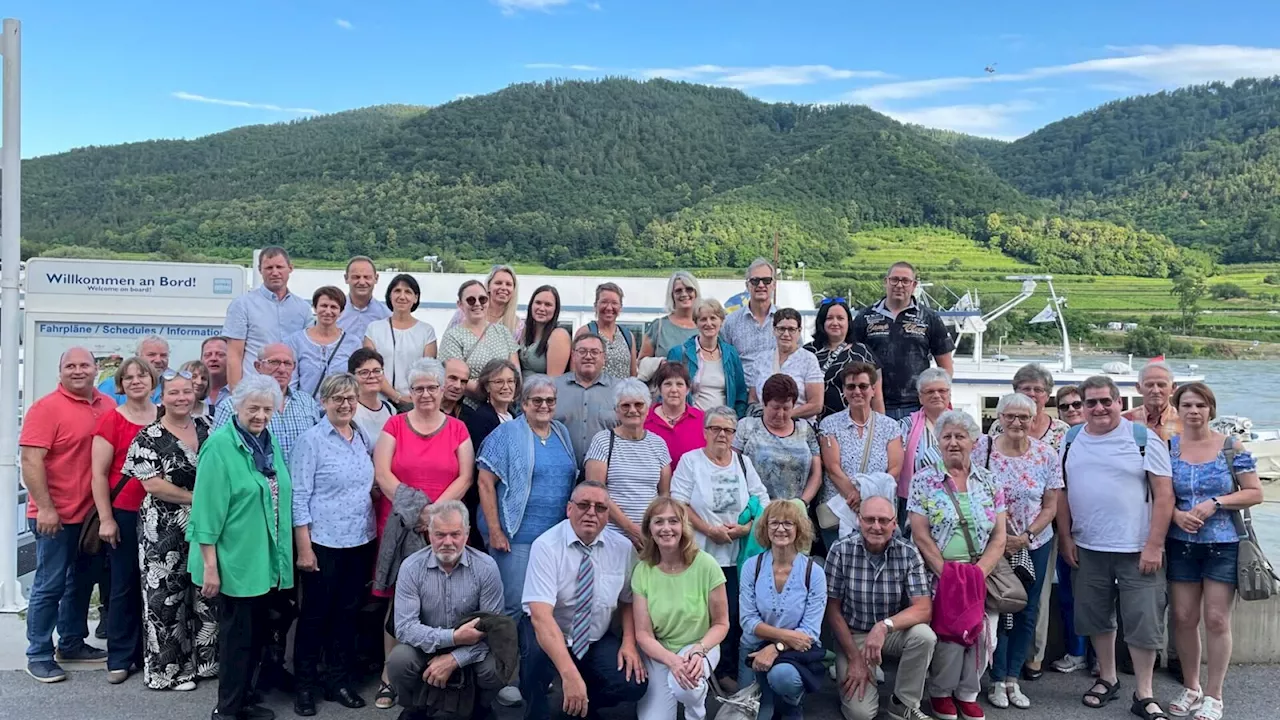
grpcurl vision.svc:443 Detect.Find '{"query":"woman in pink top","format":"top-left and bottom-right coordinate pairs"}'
top-left (371, 357), bottom-right (474, 709)
top-left (645, 362), bottom-right (706, 471)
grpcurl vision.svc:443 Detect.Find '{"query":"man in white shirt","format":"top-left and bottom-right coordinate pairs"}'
top-left (521, 481), bottom-right (647, 720)
top-left (1057, 375), bottom-right (1174, 718)
top-left (337, 255), bottom-right (391, 338)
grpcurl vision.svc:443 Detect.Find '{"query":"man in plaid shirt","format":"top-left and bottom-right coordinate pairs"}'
top-left (825, 495), bottom-right (937, 720)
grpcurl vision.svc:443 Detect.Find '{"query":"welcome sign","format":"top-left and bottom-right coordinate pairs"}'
top-left (27, 259), bottom-right (242, 298)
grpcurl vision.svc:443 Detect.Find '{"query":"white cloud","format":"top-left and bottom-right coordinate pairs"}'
top-left (171, 91), bottom-right (320, 114)
top-left (881, 101), bottom-right (1036, 137)
top-left (525, 62), bottom-right (888, 88)
top-left (495, 0), bottom-right (570, 15)
top-left (847, 44), bottom-right (1280, 103)
top-left (335, 18), bottom-right (353, 30)
top-left (586, 1), bottom-right (602, 9)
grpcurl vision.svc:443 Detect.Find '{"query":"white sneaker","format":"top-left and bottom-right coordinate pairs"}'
top-left (173, 680), bottom-right (197, 692)
top-left (496, 685), bottom-right (523, 707)
top-left (1051, 654), bottom-right (1087, 674)
top-left (987, 682), bottom-right (1010, 709)
top-left (1006, 682), bottom-right (1030, 709)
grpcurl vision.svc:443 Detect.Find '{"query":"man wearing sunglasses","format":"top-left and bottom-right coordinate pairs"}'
top-left (1056, 376), bottom-right (1173, 718)
top-left (520, 481), bottom-right (647, 719)
top-left (851, 262), bottom-right (954, 421)
top-left (721, 258), bottom-right (778, 401)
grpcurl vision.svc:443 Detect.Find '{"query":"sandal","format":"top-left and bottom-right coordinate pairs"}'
top-left (374, 681), bottom-right (396, 710)
top-left (1169, 687), bottom-right (1204, 717)
top-left (1192, 697), bottom-right (1223, 720)
top-left (1083, 678), bottom-right (1121, 709)
top-left (1131, 695), bottom-right (1170, 720)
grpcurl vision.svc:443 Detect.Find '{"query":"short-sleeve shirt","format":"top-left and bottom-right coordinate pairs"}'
top-left (337, 299), bottom-right (392, 340)
top-left (643, 405), bottom-right (706, 472)
top-left (972, 435), bottom-right (1063, 550)
top-left (804, 341), bottom-right (880, 419)
top-left (586, 429), bottom-right (671, 533)
top-left (21, 386), bottom-right (117, 523)
top-left (375, 414), bottom-right (469, 536)
top-left (285, 328), bottom-right (366, 400)
top-left (1169, 436), bottom-right (1257, 544)
top-left (93, 409), bottom-right (149, 512)
top-left (645, 317), bottom-right (698, 360)
top-left (817, 411), bottom-right (902, 504)
top-left (733, 417), bottom-right (819, 501)
top-left (553, 374), bottom-right (617, 464)
top-left (907, 465), bottom-right (1006, 556)
top-left (631, 550), bottom-right (727, 652)
top-left (756, 348), bottom-right (824, 408)
top-left (1062, 418), bottom-right (1173, 553)
top-left (852, 299), bottom-right (954, 411)
top-left (438, 323), bottom-right (519, 380)
top-left (221, 285), bottom-right (313, 372)
top-left (354, 399), bottom-right (396, 445)
top-left (364, 319), bottom-right (438, 396)
top-left (721, 305), bottom-right (776, 390)
top-left (826, 532), bottom-right (931, 633)
top-left (523, 519), bottom-right (636, 647)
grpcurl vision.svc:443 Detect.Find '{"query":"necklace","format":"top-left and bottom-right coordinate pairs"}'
top-left (533, 426), bottom-right (551, 446)
top-left (697, 338), bottom-right (720, 354)
top-left (166, 417), bottom-right (194, 432)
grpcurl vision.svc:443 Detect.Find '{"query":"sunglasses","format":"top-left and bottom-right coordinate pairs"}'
top-left (748, 277), bottom-right (775, 287)
top-left (845, 382), bottom-right (873, 392)
top-left (161, 369), bottom-right (194, 381)
top-left (572, 501), bottom-right (609, 515)
top-left (528, 397), bottom-right (556, 407)
top-left (821, 297), bottom-right (847, 306)
top-left (1084, 397), bottom-right (1114, 408)
top-left (1059, 400), bottom-right (1084, 411)
top-left (464, 295), bottom-right (489, 307)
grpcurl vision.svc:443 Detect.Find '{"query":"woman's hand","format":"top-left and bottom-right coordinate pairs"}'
top-left (681, 649), bottom-right (708, 686)
top-left (1004, 532), bottom-right (1029, 554)
top-left (781, 629), bottom-right (813, 651)
top-left (844, 487), bottom-right (862, 512)
top-left (201, 566), bottom-right (221, 598)
top-left (748, 644), bottom-right (779, 672)
top-left (664, 651), bottom-right (697, 690)
top-left (626, 530), bottom-right (644, 552)
top-left (1189, 499), bottom-right (1217, 522)
top-left (704, 524), bottom-right (733, 545)
top-left (1172, 509), bottom-right (1204, 534)
top-left (728, 523), bottom-right (752, 540)
top-left (489, 528), bottom-right (511, 554)
top-left (98, 517), bottom-right (121, 548)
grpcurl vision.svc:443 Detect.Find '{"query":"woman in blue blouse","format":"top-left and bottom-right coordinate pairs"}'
top-left (1165, 383), bottom-right (1262, 720)
top-left (739, 499), bottom-right (827, 720)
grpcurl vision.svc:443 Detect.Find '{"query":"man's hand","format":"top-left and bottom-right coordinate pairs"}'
top-left (295, 547), bottom-right (318, 572)
top-left (561, 668), bottom-right (590, 717)
top-left (1139, 543), bottom-right (1164, 575)
top-left (452, 618), bottom-right (485, 646)
top-left (1059, 534), bottom-right (1079, 568)
top-left (617, 641), bottom-right (647, 683)
top-left (35, 507), bottom-right (62, 537)
top-left (423, 653), bottom-right (459, 689)
top-left (488, 529), bottom-right (511, 554)
top-left (840, 652), bottom-right (871, 701)
top-left (747, 644), bottom-right (779, 672)
top-left (863, 623), bottom-right (887, 667)
top-left (98, 517), bottom-right (120, 548)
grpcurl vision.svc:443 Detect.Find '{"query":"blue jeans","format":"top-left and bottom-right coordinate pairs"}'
top-left (519, 616), bottom-right (647, 720)
top-left (105, 510), bottom-right (142, 672)
top-left (25, 519), bottom-right (96, 663)
top-left (991, 542), bottom-right (1053, 680)
top-left (757, 662), bottom-right (804, 719)
top-left (1056, 553), bottom-right (1088, 657)
top-left (487, 542), bottom-right (533, 620)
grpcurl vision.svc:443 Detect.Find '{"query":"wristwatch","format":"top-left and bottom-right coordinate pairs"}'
top-left (775, 641), bottom-right (786, 652)
top-left (1213, 497), bottom-right (1223, 511)
top-left (882, 618), bottom-right (895, 632)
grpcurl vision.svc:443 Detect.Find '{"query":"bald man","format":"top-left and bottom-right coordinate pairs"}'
top-left (21, 347), bottom-right (117, 682)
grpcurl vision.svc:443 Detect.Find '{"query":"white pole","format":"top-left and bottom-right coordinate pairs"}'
top-left (0, 17), bottom-right (24, 612)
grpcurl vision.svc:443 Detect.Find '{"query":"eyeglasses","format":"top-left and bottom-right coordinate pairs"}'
top-left (861, 516), bottom-right (896, 527)
top-left (410, 384), bottom-right (441, 396)
top-left (1084, 397), bottom-right (1114, 408)
top-left (821, 297), bottom-right (847, 306)
top-left (329, 395), bottom-right (358, 407)
top-left (767, 520), bottom-right (796, 530)
top-left (707, 426), bottom-right (736, 435)
top-left (672, 287), bottom-right (697, 298)
top-left (1001, 414), bottom-right (1033, 425)
top-left (489, 378), bottom-right (517, 387)
top-left (845, 382), bottom-right (873, 392)
top-left (572, 501), bottom-right (609, 515)
top-left (774, 326), bottom-right (800, 335)
top-left (528, 396), bottom-right (556, 407)
top-left (463, 295), bottom-right (489, 307)
top-left (575, 348), bottom-right (603, 358)
top-left (886, 277), bottom-right (916, 286)
top-left (261, 359), bottom-right (296, 369)
top-left (748, 277), bottom-right (774, 287)
top-left (1017, 385), bottom-right (1049, 396)
top-left (1059, 400), bottom-right (1084, 411)
top-left (161, 369), bottom-right (193, 381)
top-left (355, 368), bottom-right (384, 379)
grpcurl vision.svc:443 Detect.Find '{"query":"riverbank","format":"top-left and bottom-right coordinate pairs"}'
top-left (1003, 334), bottom-right (1280, 360)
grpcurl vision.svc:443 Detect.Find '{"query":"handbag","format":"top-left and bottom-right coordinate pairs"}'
top-left (1223, 436), bottom-right (1278, 601)
top-left (79, 472), bottom-right (133, 555)
top-left (709, 676), bottom-right (760, 720)
top-left (817, 416), bottom-right (876, 530)
top-left (939, 476), bottom-right (1027, 614)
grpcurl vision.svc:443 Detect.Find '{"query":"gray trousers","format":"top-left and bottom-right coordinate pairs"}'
top-left (835, 624), bottom-right (937, 720)
top-left (387, 643), bottom-right (504, 712)
top-left (930, 641), bottom-right (982, 703)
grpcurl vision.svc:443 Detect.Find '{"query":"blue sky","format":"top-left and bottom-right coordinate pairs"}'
top-left (11, 0), bottom-right (1280, 157)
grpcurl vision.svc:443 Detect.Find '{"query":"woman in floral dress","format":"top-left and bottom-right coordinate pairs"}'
top-left (123, 370), bottom-right (217, 690)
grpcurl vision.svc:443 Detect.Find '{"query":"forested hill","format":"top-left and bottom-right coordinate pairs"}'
top-left (985, 77), bottom-right (1280, 262)
top-left (22, 78), bottom-right (1195, 276)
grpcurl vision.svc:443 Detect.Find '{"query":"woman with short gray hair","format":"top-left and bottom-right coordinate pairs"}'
top-left (899, 367), bottom-right (954, 522)
top-left (585, 378), bottom-right (672, 549)
top-left (973, 394), bottom-right (1063, 709)
top-left (640, 270), bottom-right (701, 360)
top-left (989, 363), bottom-right (1071, 450)
top-left (908, 408), bottom-right (1007, 720)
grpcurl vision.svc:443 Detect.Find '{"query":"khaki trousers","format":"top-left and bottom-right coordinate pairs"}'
top-left (835, 624), bottom-right (937, 720)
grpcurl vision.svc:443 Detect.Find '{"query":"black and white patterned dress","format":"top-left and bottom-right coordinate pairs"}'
top-left (123, 417), bottom-right (218, 689)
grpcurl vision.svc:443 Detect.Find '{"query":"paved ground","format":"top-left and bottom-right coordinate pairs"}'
top-left (1, 660), bottom-right (1278, 720)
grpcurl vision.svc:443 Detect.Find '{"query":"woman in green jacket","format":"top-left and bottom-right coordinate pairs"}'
top-left (189, 374), bottom-right (294, 720)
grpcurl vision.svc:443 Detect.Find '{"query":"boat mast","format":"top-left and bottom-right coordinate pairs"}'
top-left (1047, 277), bottom-right (1073, 372)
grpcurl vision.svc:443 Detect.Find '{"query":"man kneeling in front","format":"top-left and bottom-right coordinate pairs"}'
top-left (826, 480), bottom-right (937, 720)
top-left (388, 501), bottom-right (513, 720)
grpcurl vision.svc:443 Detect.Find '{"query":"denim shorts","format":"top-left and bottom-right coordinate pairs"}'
top-left (1166, 538), bottom-right (1238, 585)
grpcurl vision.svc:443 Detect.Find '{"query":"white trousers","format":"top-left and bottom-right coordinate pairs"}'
top-left (637, 644), bottom-right (721, 720)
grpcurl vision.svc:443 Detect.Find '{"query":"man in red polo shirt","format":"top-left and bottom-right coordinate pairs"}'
top-left (21, 347), bottom-right (117, 683)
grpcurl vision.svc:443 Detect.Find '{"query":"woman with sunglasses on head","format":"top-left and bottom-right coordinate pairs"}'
top-left (440, 279), bottom-right (521, 395)
top-left (363, 273), bottom-right (438, 409)
top-left (90, 357), bottom-right (159, 683)
top-left (447, 264), bottom-right (524, 338)
top-left (576, 282), bottom-right (636, 379)
top-left (761, 309), bottom-right (823, 421)
top-left (179, 360), bottom-right (211, 418)
top-left (519, 285), bottom-right (572, 376)
top-left (804, 297), bottom-right (882, 420)
top-left (640, 271), bottom-right (701, 361)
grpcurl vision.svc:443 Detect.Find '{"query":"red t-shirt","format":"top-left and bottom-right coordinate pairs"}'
top-left (21, 385), bottom-right (117, 524)
top-left (93, 410), bottom-right (149, 512)
top-left (644, 404), bottom-right (707, 471)
top-left (374, 413), bottom-right (470, 537)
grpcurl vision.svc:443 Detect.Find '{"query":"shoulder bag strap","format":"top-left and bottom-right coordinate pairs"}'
top-left (606, 430), bottom-right (616, 470)
top-left (804, 555), bottom-right (814, 591)
top-left (857, 414), bottom-right (876, 474)
top-left (940, 478), bottom-right (981, 563)
top-left (984, 435), bottom-right (993, 470)
top-left (311, 330), bottom-right (347, 398)
top-left (1222, 435), bottom-right (1252, 541)
top-left (754, 552), bottom-right (766, 584)
top-left (108, 472), bottom-right (132, 502)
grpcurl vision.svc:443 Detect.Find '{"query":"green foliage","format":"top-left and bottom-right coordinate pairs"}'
top-left (1210, 282), bottom-right (1249, 299)
top-left (1264, 274), bottom-right (1280, 285)
top-left (976, 213), bottom-right (1188, 277)
top-left (1124, 326), bottom-right (1173, 356)
top-left (1171, 273), bottom-right (1209, 332)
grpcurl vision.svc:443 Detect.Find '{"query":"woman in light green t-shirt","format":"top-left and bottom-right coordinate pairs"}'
top-left (631, 497), bottom-right (728, 720)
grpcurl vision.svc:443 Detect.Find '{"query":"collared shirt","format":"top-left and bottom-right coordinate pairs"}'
top-left (721, 304), bottom-right (777, 390)
top-left (741, 550), bottom-right (828, 650)
top-left (826, 531), bottom-right (931, 633)
top-left (213, 388), bottom-right (323, 460)
top-left (522, 519), bottom-right (635, 647)
top-left (20, 385), bottom-right (117, 524)
top-left (1123, 403), bottom-right (1182, 442)
top-left (337, 298), bottom-right (392, 339)
top-left (393, 547), bottom-right (504, 667)
top-left (852, 298), bottom-right (954, 411)
top-left (288, 417), bottom-right (376, 548)
top-left (221, 285), bottom-right (313, 372)
top-left (553, 372), bottom-right (617, 464)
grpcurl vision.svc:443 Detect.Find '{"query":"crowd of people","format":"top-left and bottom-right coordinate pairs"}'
top-left (19, 247), bottom-right (1264, 720)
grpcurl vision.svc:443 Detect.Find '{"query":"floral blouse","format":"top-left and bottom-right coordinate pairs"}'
top-left (733, 417), bottom-right (819, 501)
top-left (817, 411), bottom-right (902, 504)
top-left (907, 464), bottom-right (1005, 557)
top-left (1169, 436), bottom-right (1257, 545)
top-left (972, 435), bottom-right (1063, 550)
top-left (988, 416), bottom-right (1071, 452)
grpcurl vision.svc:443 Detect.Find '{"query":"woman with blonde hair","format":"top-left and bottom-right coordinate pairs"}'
top-left (448, 265), bottom-right (523, 336)
top-left (640, 271), bottom-right (701, 360)
top-left (631, 497), bottom-right (729, 720)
